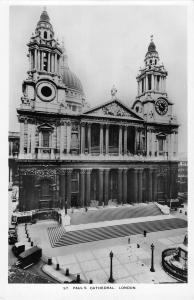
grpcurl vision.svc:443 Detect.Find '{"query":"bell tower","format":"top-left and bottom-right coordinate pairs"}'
top-left (136, 35), bottom-right (168, 100)
top-left (132, 36), bottom-right (176, 124)
top-left (20, 7), bottom-right (66, 112)
top-left (27, 7), bottom-right (63, 80)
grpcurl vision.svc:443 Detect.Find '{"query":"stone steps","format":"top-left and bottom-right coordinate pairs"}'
top-left (48, 217), bottom-right (187, 248)
top-left (70, 203), bottom-right (162, 225)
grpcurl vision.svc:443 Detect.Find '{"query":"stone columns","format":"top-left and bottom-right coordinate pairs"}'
top-left (20, 122), bottom-right (24, 155)
top-left (124, 126), bottom-right (128, 155)
top-left (31, 124), bottom-right (36, 156)
top-left (151, 74), bottom-right (154, 90)
top-left (173, 132), bottom-right (177, 156)
top-left (27, 124), bottom-right (31, 154)
top-left (41, 51), bottom-right (44, 71)
top-left (51, 53), bottom-right (53, 73)
top-left (80, 169), bottom-right (86, 207)
top-left (60, 124), bottom-right (65, 157)
top-left (37, 50), bottom-right (40, 70)
top-left (123, 168), bottom-right (128, 204)
top-left (105, 124), bottom-right (109, 155)
top-left (169, 133), bottom-right (172, 158)
top-left (104, 169), bottom-right (110, 205)
top-left (87, 123), bottom-right (91, 154)
top-left (119, 125), bottom-right (123, 155)
top-left (55, 53), bottom-right (57, 73)
top-left (34, 49), bottom-right (37, 70)
top-left (48, 52), bottom-right (50, 72)
top-left (138, 169), bottom-right (143, 203)
top-left (134, 127), bottom-right (137, 154)
top-left (175, 133), bottom-right (178, 156)
top-left (118, 169), bottom-right (123, 204)
top-left (86, 169), bottom-right (91, 207)
top-left (66, 122), bottom-right (71, 154)
top-left (163, 78), bottom-right (166, 92)
top-left (60, 173), bottom-right (66, 209)
top-left (133, 169), bottom-right (138, 203)
top-left (100, 124), bottom-right (104, 155)
top-left (148, 168), bottom-right (153, 202)
top-left (152, 169), bottom-right (158, 202)
top-left (99, 169), bottom-right (104, 205)
top-left (66, 169), bottom-right (72, 208)
top-left (81, 123), bottom-right (85, 154)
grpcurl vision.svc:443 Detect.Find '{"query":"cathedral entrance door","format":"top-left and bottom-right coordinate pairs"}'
top-left (71, 194), bottom-right (79, 208)
top-left (39, 179), bottom-right (52, 209)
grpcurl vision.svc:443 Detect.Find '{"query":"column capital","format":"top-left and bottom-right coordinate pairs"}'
top-left (66, 168), bottom-right (73, 175)
top-left (119, 167), bottom-right (128, 172)
top-left (100, 123), bottom-right (104, 129)
top-left (66, 120), bottom-right (72, 126)
top-left (80, 169), bottom-right (87, 175)
top-left (86, 168), bottom-right (92, 174)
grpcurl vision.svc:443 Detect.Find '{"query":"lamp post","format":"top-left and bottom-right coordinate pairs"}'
top-left (65, 200), bottom-right (67, 215)
top-left (150, 243), bottom-right (155, 272)
top-left (108, 251), bottom-right (114, 283)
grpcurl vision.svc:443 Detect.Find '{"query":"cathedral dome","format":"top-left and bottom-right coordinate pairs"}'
top-left (62, 67), bottom-right (84, 95)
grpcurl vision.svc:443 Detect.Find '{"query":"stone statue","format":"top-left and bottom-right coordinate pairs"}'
top-left (111, 85), bottom-right (117, 100)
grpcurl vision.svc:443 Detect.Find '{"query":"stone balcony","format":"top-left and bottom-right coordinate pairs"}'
top-left (18, 149), bottom-right (178, 162)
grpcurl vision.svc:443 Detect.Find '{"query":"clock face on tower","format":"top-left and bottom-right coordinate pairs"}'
top-left (36, 81), bottom-right (56, 102)
top-left (155, 99), bottom-right (168, 115)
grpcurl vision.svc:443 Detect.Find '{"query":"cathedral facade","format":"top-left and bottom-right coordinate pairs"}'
top-left (17, 9), bottom-right (179, 211)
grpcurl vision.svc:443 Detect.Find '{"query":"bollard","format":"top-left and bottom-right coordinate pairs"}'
top-left (180, 210), bottom-right (182, 213)
top-left (56, 263), bottom-right (60, 270)
top-left (143, 230), bottom-right (147, 237)
top-left (185, 211), bottom-right (187, 216)
top-left (137, 244), bottom-right (140, 248)
top-left (48, 258), bottom-right (52, 265)
top-left (28, 237), bottom-right (31, 242)
top-left (31, 241), bottom-right (33, 246)
top-left (128, 238), bottom-right (130, 244)
top-left (76, 274), bottom-right (80, 283)
top-left (65, 268), bottom-right (69, 276)
top-left (89, 279), bottom-right (93, 284)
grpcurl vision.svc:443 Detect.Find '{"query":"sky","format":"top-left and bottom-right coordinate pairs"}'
top-left (9, 5), bottom-right (187, 153)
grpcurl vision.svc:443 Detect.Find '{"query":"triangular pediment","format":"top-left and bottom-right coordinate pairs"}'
top-left (83, 99), bottom-right (143, 120)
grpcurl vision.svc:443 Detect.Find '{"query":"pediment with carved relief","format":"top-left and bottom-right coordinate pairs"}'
top-left (83, 100), bottom-right (143, 120)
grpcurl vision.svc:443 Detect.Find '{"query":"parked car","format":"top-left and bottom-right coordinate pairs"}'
top-left (16, 246), bottom-right (42, 269)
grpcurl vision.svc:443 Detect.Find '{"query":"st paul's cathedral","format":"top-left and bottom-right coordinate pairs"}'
top-left (16, 8), bottom-right (179, 211)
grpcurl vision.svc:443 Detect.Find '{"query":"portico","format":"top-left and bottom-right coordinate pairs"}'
top-left (18, 161), bottom-right (171, 211)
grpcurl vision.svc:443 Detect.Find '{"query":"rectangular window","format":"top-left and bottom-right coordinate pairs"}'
top-left (158, 138), bottom-right (164, 152)
top-left (42, 131), bottom-right (50, 147)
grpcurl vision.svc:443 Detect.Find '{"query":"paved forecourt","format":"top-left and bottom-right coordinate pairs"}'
top-left (42, 228), bottom-right (186, 283)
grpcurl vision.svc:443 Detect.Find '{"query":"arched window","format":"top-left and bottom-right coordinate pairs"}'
top-left (44, 31), bottom-right (47, 39)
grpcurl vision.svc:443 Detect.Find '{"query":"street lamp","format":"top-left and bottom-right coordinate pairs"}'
top-left (108, 251), bottom-right (115, 283)
top-left (150, 243), bottom-right (155, 272)
top-left (65, 200), bottom-right (67, 215)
